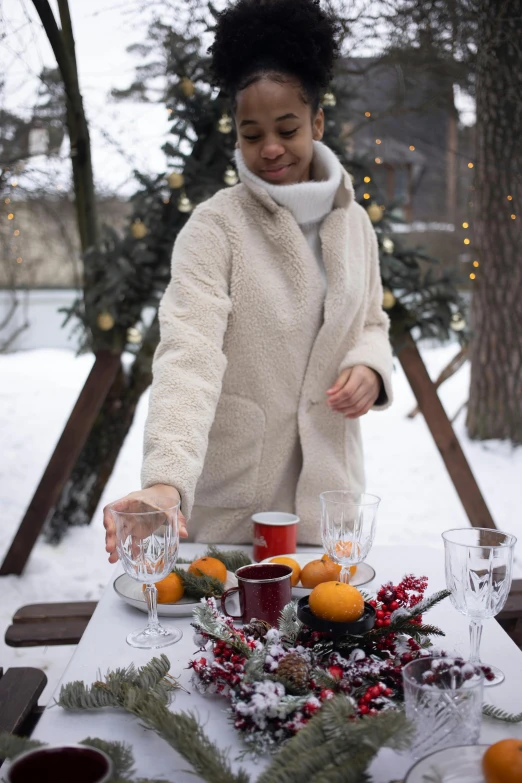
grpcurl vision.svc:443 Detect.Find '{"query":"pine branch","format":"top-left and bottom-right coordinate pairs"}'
top-left (80, 738), bottom-right (135, 778)
top-left (173, 566), bottom-right (226, 599)
top-left (258, 696), bottom-right (413, 783)
top-left (278, 601), bottom-right (303, 647)
top-left (192, 601), bottom-right (252, 656)
top-left (0, 733), bottom-right (44, 759)
top-left (393, 590), bottom-right (451, 620)
top-left (58, 655), bottom-right (181, 710)
top-left (483, 704), bottom-right (522, 723)
top-left (205, 545), bottom-right (251, 572)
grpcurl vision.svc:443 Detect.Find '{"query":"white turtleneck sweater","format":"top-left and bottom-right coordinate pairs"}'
top-left (235, 141), bottom-right (343, 290)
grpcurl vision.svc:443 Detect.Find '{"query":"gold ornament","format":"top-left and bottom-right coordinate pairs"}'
top-left (224, 166), bottom-right (238, 186)
top-left (217, 113), bottom-right (233, 134)
top-left (382, 237), bottom-right (395, 254)
top-left (131, 220), bottom-right (148, 239)
top-left (322, 92), bottom-right (336, 107)
top-left (167, 171), bottom-right (184, 189)
top-left (367, 202), bottom-right (383, 223)
top-left (382, 290), bottom-right (396, 310)
top-left (450, 313), bottom-right (466, 332)
top-left (177, 192), bottom-right (194, 213)
top-left (97, 311), bottom-right (115, 331)
top-left (126, 326), bottom-right (142, 344)
top-left (180, 77), bottom-right (195, 98)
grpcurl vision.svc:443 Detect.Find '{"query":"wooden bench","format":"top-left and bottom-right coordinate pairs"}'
top-left (0, 667), bottom-right (47, 766)
top-left (4, 602), bottom-right (97, 648)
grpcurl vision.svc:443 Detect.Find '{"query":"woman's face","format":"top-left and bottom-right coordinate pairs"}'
top-left (235, 76), bottom-right (324, 185)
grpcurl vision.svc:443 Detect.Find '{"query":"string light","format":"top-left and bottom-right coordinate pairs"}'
top-left (365, 111), bottom-right (371, 117)
top-left (163, 197), bottom-right (170, 204)
top-left (470, 273), bottom-right (476, 280)
top-left (467, 162), bottom-right (474, 169)
top-left (511, 214), bottom-right (517, 220)
top-left (507, 195), bottom-right (513, 201)
top-left (7, 213), bottom-right (14, 220)
top-left (5, 197), bottom-right (10, 204)
top-left (363, 193), bottom-right (370, 200)
top-left (16, 257), bottom-right (22, 264)
top-left (463, 238), bottom-right (470, 245)
top-left (473, 260), bottom-right (479, 267)
top-left (375, 138), bottom-right (382, 144)
top-left (409, 145), bottom-right (415, 151)
top-left (167, 108), bottom-right (173, 114)
top-left (364, 176), bottom-right (371, 183)
top-left (13, 229), bottom-right (20, 236)
top-left (375, 157), bottom-right (382, 164)
top-left (11, 180), bottom-right (18, 187)
top-left (462, 222), bottom-right (469, 228)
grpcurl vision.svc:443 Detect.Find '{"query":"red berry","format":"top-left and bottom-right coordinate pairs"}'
top-left (370, 685), bottom-right (381, 698)
top-left (320, 689), bottom-right (335, 701)
top-left (328, 665), bottom-right (344, 680)
top-left (389, 601), bottom-right (399, 611)
top-left (376, 610), bottom-right (385, 619)
top-left (364, 692), bottom-right (373, 702)
top-left (384, 687), bottom-right (393, 696)
top-left (369, 708), bottom-right (378, 716)
top-left (383, 618), bottom-right (391, 627)
top-left (375, 619), bottom-right (383, 627)
top-left (359, 705), bottom-right (369, 715)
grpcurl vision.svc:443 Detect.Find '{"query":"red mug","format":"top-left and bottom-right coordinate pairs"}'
top-left (251, 512), bottom-right (300, 562)
top-left (221, 563), bottom-right (293, 625)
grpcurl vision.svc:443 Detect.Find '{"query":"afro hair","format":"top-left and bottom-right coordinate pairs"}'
top-left (209, 0), bottom-right (341, 109)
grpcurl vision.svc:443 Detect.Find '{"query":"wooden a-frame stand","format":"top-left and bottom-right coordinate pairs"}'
top-left (0, 332), bottom-right (496, 576)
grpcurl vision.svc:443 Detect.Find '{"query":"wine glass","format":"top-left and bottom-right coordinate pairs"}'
top-left (442, 527), bottom-right (517, 686)
top-left (111, 496), bottom-right (182, 648)
top-left (320, 491), bottom-right (380, 583)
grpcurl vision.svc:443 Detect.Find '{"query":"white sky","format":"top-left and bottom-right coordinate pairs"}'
top-left (0, 0), bottom-right (476, 196)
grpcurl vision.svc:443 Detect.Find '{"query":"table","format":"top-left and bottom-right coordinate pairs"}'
top-left (33, 545), bottom-right (522, 782)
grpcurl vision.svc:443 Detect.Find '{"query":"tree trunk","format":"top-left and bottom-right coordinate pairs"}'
top-left (467, 0), bottom-right (522, 443)
top-left (44, 319), bottom-right (159, 542)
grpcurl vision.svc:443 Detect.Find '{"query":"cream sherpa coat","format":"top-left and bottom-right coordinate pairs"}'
top-left (141, 159), bottom-right (393, 545)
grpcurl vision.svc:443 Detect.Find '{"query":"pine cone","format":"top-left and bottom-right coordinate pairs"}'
top-left (276, 653), bottom-right (311, 692)
top-left (242, 618), bottom-right (272, 640)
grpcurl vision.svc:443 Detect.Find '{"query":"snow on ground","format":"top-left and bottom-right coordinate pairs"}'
top-left (1, 345), bottom-right (521, 702)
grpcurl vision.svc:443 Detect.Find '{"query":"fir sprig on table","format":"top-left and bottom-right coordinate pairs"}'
top-left (176, 546), bottom-right (251, 573)
top-left (482, 704), bottom-right (522, 722)
top-left (172, 567), bottom-right (226, 599)
top-left (53, 657), bottom-right (414, 783)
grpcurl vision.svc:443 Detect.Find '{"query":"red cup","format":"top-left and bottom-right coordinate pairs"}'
top-left (7, 745), bottom-right (113, 783)
top-left (251, 512), bottom-right (300, 562)
top-left (221, 563), bottom-right (293, 625)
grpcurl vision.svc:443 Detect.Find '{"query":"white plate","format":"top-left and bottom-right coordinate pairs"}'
top-left (113, 563), bottom-right (237, 617)
top-left (260, 552), bottom-right (376, 596)
top-left (405, 744), bottom-right (488, 782)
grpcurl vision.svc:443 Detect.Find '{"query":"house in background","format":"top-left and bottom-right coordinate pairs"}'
top-left (340, 57), bottom-right (474, 224)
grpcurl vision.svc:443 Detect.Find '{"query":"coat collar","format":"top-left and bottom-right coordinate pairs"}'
top-left (236, 144), bottom-right (354, 216)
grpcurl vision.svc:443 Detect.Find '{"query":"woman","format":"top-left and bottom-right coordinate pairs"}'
top-left (104, 0), bottom-right (393, 560)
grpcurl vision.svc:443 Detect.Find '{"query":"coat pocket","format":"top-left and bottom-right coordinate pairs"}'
top-left (195, 393), bottom-right (266, 509)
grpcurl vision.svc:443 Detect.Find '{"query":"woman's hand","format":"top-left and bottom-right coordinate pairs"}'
top-left (326, 365), bottom-right (382, 418)
top-left (103, 484), bottom-right (188, 564)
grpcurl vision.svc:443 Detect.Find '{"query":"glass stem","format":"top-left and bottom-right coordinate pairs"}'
top-left (469, 618), bottom-right (483, 664)
top-left (339, 566), bottom-right (351, 584)
top-left (144, 584), bottom-right (161, 631)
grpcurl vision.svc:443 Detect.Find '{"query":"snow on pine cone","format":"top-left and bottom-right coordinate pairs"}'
top-left (242, 618), bottom-right (272, 640)
top-left (276, 652), bottom-right (311, 691)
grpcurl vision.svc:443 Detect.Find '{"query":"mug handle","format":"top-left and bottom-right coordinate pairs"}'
top-left (221, 587), bottom-right (242, 620)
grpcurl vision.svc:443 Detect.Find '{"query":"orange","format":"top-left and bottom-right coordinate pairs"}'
top-left (144, 572), bottom-right (184, 604)
top-left (301, 559), bottom-right (337, 588)
top-left (188, 556), bottom-right (227, 583)
top-left (309, 582), bottom-right (365, 622)
top-left (482, 739), bottom-right (522, 783)
top-left (322, 553), bottom-right (356, 579)
top-left (270, 557), bottom-right (301, 587)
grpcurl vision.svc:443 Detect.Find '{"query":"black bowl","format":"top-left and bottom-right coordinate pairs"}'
top-left (297, 596), bottom-right (376, 637)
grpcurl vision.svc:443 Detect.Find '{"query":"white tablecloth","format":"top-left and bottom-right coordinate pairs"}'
top-left (33, 545), bottom-right (522, 782)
